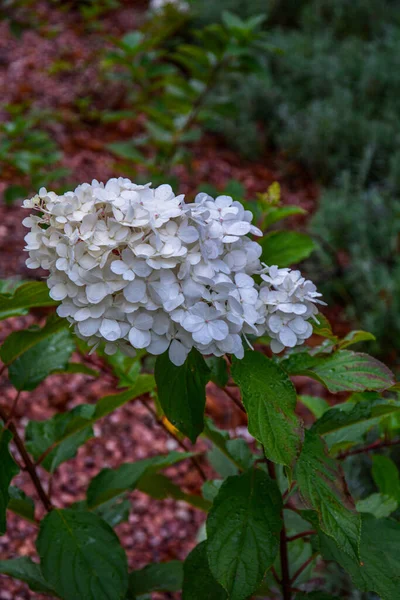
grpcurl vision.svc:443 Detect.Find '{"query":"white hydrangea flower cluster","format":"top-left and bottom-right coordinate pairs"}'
top-left (22, 178), bottom-right (323, 366)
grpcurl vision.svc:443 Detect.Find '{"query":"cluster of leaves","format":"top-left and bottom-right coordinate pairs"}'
top-left (0, 212), bottom-right (400, 599)
top-left (0, 104), bottom-right (69, 205)
top-left (103, 10), bottom-right (271, 186)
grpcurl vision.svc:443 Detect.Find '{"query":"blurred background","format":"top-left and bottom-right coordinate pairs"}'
top-left (0, 1), bottom-right (398, 598)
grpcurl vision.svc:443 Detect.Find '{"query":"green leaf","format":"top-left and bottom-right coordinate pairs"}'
top-left (206, 356), bottom-right (229, 388)
top-left (263, 205), bottom-right (307, 229)
top-left (312, 400), bottom-right (400, 437)
top-left (8, 486), bottom-right (35, 523)
top-left (0, 428), bottom-right (19, 534)
top-left (128, 561), bottom-right (183, 597)
top-left (25, 376), bottom-right (156, 470)
top-left (202, 479), bottom-right (223, 502)
top-left (182, 541), bottom-right (227, 600)
top-left (26, 404), bottom-right (95, 473)
top-left (260, 231), bottom-right (316, 267)
top-left (372, 455), bottom-right (400, 502)
top-left (0, 282), bottom-right (57, 320)
top-left (295, 594), bottom-right (340, 600)
top-left (312, 314), bottom-right (337, 341)
top-left (303, 351), bottom-right (395, 393)
top-left (107, 141), bottom-right (146, 161)
top-left (319, 514), bottom-right (400, 600)
top-left (8, 329), bottom-right (75, 391)
top-left (155, 349), bottom-right (210, 443)
top-left (298, 395), bottom-right (329, 419)
top-left (87, 451), bottom-right (193, 508)
top-left (356, 493), bottom-right (397, 518)
top-left (295, 431), bottom-right (361, 561)
top-left (137, 472), bottom-right (211, 511)
top-left (206, 468), bottom-right (282, 600)
top-left (232, 352), bottom-right (302, 467)
top-left (55, 362), bottom-right (99, 377)
top-left (0, 315), bottom-right (67, 365)
top-left (37, 509), bottom-right (128, 600)
top-left (203, 419), bottom-right (250, 473)
top-left (338, 330), bottom-right (376, 349)
top-left (0, 557), bottom-right (56, 596)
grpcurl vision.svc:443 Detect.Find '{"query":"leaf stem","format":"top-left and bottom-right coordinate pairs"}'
top-left (286, 530), bottom-right (316, 543)
top-left (142, 401), bottom-right (207, 482)
top-left (223, 386), bottom-right (246, 414)
top-left (338, 437), bottom-right (400, 459)
top-left (0, 404), bottom-right (53, 512)
top-left (266, 459), bottom-right (292, 600)
top-left (290, 553), bottom-right (317, 585)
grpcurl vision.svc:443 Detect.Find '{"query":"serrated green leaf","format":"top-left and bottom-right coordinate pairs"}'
top-left (319, 514), bottom-right (400, 600)
top-left (0, 557), bottom-right (56, 596)
top-left (8, 329), bottom-right (75, 391)
top-left (37, 509), bottom-right (128, 600)
top-left (295, 431), bottom-right (361, 561)
top-left (372, 455), bottom-right (400, 502)
top-left (26, 404), bottom-right (95, 473)
top-left (137, 472), bottom-right (211, 511)
top-left (0, 281), bottom-right (57, 320)
top-left (183, 542), bottom-right (227, 600)
top-left (8, 486), bottom-right (35, 523)
top-left (0, 428), bottom-right (19, 534)
top-left (0, 315), bottom-right (67, 365)
top-left (260, 230), bottom-right (316, 267)
top-left (312, 400), bottom-right (400, 437)
top-left (155, 349), bottom-right (210, 443)
top-left (206, 468), bottom-right (282, 600)
top-left (232, 352), bottom-right (302, 467)
top-left (128, 561), bottom-right (183, 597)
top-left (303, 351), bottom-right (395, 393)
top-left (87, 452), bottom-right (193, 508)
top-left (356, 493), bottom-right (397, 518)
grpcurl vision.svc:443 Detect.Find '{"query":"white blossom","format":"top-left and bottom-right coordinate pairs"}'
top-left (23, 179), bottom-right (323, 365)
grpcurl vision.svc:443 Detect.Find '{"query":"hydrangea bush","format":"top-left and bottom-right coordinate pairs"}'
top-left (0, 179), bottom-right (399, 600)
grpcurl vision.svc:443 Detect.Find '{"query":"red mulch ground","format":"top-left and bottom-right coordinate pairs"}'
top-left (0, 3), bottom-right (348, 598)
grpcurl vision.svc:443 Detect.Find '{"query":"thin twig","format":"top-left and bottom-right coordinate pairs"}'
top-left (142, 401), bottom-right (207, 482)
top-left (290, 554), bottom-right (316, 585)
top-left (0, 405), bottom-right (52, 512)
top-left (286, 530), bottom-right (316, 543)
top-left (338, 438), bottom-right (400, 460)
top-left (5, 390), bottom-right (21, 426)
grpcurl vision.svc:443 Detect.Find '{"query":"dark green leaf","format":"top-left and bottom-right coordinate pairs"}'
top-left (202, 479), bottom-right (223, 502)
top-left (295, 594), bottom-right (340, 600)
top-left (312, 400), bottom-right (400, 437)
top-left (232, 352), bottom-right (302, 467)
top-left (26, 404), bottom-right (95, 473)
top-left (155, 349), bottom-right (210, 443)
top-left (8, 486), bottom-right (35, 523)
top-left (338, 330), bottom-right (376, 349)
top-left (107, 141), bottom-right (146, 161)
top-left (0, 282), bottom-right (57, 320)
top-left (303, 351), bottom-right (395, 393)
top-left (182, 542), bottom-right (227, 600)
top-left (128, 561), bottom-right (183, 597)
top-left (372, 455), bottom-right (400, 502)
top-left (0, 557), bottom-right (55, 596)
top-left (37, 509), bottom-right (128, 600)
top-left (3, 185), bottom-right (28, 205)
top-left (0, 315), bottom-right (67, 365)
top-left (206, 468), bottom-right (282, 600)
top-left (87, 452), bottom-right (193, 508)
top-left (319, 514), bottom-right (400, 600)
top-left (8, 329), bottom-right (75, 391)
top-left (206, 356), bottom-right (229, 388)
top-left (55, 362), bottom-right (99, 377)
top-left (260, 231), bottom-right (316, 267)
top-left (137, 472), bottom-right (211, 511)
top-left (295, 431), bottom-right (361, 561)
top-left (0, 428), bottom-right (19, 534)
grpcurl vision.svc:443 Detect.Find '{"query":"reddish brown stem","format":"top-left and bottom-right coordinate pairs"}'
top-left (223, 386), bottom-right (246, 414)
top-left (0, 405), bottom-right (52, 512)
top-left (142, 401), bottom-right (207, 482)
top-left (290, 554), bottom-right (316, 585)
top-left (338, 438), bottom-right (400, 459)
top-left (286, 530), bottom-right (316, 543)
top-left (267, 460), bottom-right (292, 600)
